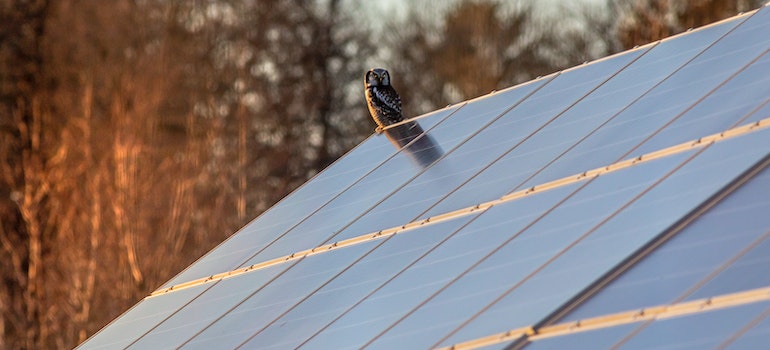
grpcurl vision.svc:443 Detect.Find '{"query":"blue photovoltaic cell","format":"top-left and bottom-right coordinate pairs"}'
top-left (684, 232), bottom-right (770, 301)
top-left (233, 77), bottom-right (552, 267)
top-left (723, 306), bottom-right (770, 349)
top-left (363, 149), bottom-right (701, 349)
top-left (162, 105), bottom-right (458, 288)
top-left (741, 98), bottom-right (770, 126)
top-left (177, 215), bottom-right (479, 349)
top-left (436, 128), bottom-right (770, 347)
top-left (330, 46), bottom-right (646, 245)
top-left (422, 12), bottom-right (745, 218)
top-left (76, 284), bottom-right (209, 350)
top-left (560, 160), bottom-right (770, 322)
top-left (299, 182), bottom-right (583, 349)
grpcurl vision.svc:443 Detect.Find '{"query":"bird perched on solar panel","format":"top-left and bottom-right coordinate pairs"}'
top-left (365, 68), bottom-right (403, 133)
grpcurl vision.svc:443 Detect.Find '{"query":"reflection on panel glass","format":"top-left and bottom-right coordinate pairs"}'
top-left (560, 161), bottom-right (770, 322)
top-left (383, 120), bottom-right (443, 168)
top-left (333, 45), bottom-right (647, 245)
top-left (234, 77), bottom-right (553, 270)
top-left (162, 105), bottom-right (460, 288)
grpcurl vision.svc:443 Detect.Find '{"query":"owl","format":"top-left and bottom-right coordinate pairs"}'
top-left (365, 68), bottom-right (403, 133)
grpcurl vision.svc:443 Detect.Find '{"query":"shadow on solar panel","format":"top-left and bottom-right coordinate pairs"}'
top-left (384, 120), bottom-right (443, 168)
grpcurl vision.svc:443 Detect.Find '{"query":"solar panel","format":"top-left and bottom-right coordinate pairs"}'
top-left (78, 5), bottom-right (770, 350)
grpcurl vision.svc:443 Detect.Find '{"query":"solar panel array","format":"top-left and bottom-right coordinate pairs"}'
top-left (79, 5), bottom-right (770, 349)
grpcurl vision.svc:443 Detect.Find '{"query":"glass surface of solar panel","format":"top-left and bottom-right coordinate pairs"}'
top-left (684, 233), bottom-right (770, 301)
top-left (329, 46), bottom-right (647, 245)
top-left (298, 183), bottom-right (583, 349)
top-left (721, 307), bottom-right (770, 349)
top-left (560, 164), bottom-right (770, 322)
top-left (422, 13), bottom-right (746, 219)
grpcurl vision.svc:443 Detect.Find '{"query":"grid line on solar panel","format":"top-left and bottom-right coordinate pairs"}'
top-left (435, 285), bottom-right (770, 350)
top-left (149, 117), bottom-right (770, 298)
top-left (717, 304), bottom-right (770, 349)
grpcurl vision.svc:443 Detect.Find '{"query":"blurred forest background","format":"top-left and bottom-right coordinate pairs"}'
top-left (0, 0), bottom-right (763, 348)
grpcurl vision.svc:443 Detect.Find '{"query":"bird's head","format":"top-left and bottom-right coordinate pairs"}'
top-left (365, 68), bottom-right (390, 88)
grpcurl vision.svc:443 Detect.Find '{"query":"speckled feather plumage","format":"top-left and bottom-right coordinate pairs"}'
top-left (365, 68), bottom-right (403, 132)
